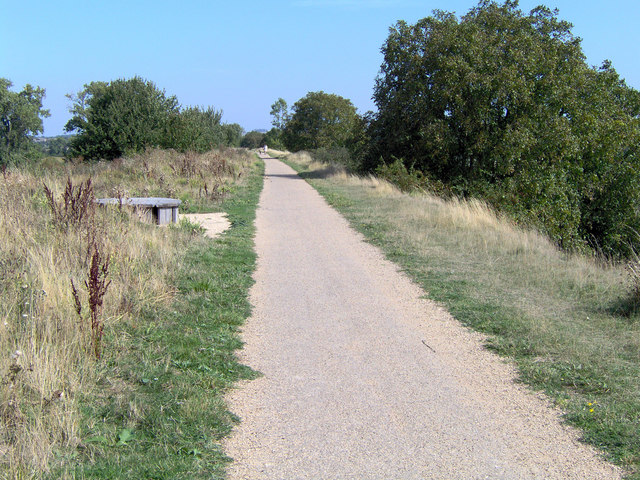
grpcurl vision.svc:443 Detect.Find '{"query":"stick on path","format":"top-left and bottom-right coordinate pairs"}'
top-left (224, 155), bottom-right (621, 479)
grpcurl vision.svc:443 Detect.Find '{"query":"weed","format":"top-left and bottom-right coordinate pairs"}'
top-left (70, 241), bottom-right (111, 360)
top-left (171, 151), bottom-right (199, 177)
top-left (70, 279), bottom-right (82, 317)
top-left (1, 350), bottom-right (26, 444)
top-left (200, 179), bottom-right (225, 201)
top-left (43, 176), bottom-right (95, 229)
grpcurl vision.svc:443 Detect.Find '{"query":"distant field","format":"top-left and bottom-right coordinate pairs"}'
top-left (282, 151), bottom-right (640, 479)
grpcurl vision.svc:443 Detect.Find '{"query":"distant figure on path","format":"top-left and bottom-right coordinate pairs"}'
top-left (264, 144), bottom-right (268, 155)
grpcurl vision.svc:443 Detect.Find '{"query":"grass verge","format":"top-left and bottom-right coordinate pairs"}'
top-left (56, 157), bottom-right (263, 479)
top-left (0, 148), bottom-right (262, 479)
top-left (282, 151), bottom-right (640, 479)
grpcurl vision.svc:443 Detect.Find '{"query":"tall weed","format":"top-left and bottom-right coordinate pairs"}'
top-left (43, 177), bottom-right (95, 229)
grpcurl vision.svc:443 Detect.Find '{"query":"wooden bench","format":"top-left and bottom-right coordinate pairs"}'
top-left (97, 197), bottom-right (181, 225)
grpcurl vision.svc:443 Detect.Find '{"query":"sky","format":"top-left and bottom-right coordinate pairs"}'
top-left (2, 0), bottom-right (639, 137)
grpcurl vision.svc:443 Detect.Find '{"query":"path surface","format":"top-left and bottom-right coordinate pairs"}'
top-left (224, 155), bottom-right (621, 479)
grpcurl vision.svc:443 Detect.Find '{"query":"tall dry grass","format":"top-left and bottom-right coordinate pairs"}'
top-left (0, 147), bottom-right (254, 478)
top-left (285, 151), bottom-right (622, 304)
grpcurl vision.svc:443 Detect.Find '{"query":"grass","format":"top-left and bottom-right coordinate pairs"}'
top-left (282, 151), bottom-right (640, 479)
top-left (59, 155), bottom-right (263, 479)
top-left (0, 148), bottom-right (262, 479)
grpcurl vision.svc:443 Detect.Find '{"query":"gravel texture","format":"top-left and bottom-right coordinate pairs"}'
top-left (223, 156), bottom-right (622, 479)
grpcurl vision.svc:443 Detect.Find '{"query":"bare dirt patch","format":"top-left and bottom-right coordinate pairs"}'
top-left (180, 213), bottom-right (230, 239)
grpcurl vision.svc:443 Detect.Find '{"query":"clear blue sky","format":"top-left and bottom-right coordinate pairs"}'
top-left (2, 0), bottom-right (638, 136)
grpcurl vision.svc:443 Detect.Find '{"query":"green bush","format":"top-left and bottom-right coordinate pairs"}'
top-left (66, 77), bottom-right (179, 160)
top-left (283, 91), bottom-right (358, 151)
top-left (263, 128), bottom-right (286, 150)
top-left (161, 107), bottom-right (225, 153)
top-left (375, 157), bottom-right (426, 192)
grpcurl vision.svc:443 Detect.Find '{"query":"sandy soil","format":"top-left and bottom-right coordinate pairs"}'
top-left (223, 155), bottom-right (622, 479)
top-left (179, 212), bottom-right (230, 238)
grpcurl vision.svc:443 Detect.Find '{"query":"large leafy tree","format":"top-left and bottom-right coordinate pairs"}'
top-left (373, 0), bottom-right (585, 183)
top-left (283, 91), bottom-right (358, 151)
top-left (0, 78), bottom-right (50, 165)
top-left (65, 77), bottom-right (179, 160)
top-left (371, 0), bottom-right (640, 254)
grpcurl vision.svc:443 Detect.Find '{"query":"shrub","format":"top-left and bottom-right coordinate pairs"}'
top-left (375, 157), bottom-right (431, 193)
top-left (66, 77), bottom-right (179, 160)
top-left (311, 147), bottom-right (355, 170)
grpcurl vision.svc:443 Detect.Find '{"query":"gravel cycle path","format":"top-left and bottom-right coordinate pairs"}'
top-left (223, 155), bottom-right (622, 479)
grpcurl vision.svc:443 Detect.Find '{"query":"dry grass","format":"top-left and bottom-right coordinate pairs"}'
top-left (283, 151), bottom-right (400, 196)
top-left (263, 147), bottom-right (286, 157)
top-left (285, 152), bottom-right (622, 305)
top-left (0, 148), bottom-right (255, 478)
top-left (301, 153), bottom-right (630, 353)
top-left (0, 171), bottom-right (179, 477)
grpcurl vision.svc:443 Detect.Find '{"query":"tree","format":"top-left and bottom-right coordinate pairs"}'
top-left (64, 81), bottom-right (107, 134)
top-left (240, 130), bottom-right (266, 149)
top-left (266, 98), bottom-right (290, 149)
top-left (270, 98), bottom-right (289, 130)
top-left (373, 1), bottom-right (586, 183)
top-left (222, 123), bottom-right (244, 147)
top-left (39, 136), bottom-right (72, 157)
top-left (283, 91), bottom-right (359, 151)
top-left (161, 106), bottom-right (225, 153)
top-left (65, 77), bottom-right (179, 160)
top-left (0, 78), bottom-right (50, 165)
top-left (371, 0), bottom-right (640, 254)
top-left (66, 78), bottom-right (235, 158)
top-left (264, 127), bottom-right (286, 150)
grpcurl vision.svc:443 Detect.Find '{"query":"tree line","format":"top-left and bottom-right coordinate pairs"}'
top-left (64, 77), bottom-right (245, 160)
top-left (275, 1), bottom-right (640, 258)
top-left (0, 76), bottom-right (246, 165)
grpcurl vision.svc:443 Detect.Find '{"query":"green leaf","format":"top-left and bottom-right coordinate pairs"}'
top-left (116, 429), bottom-right (134, 446)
